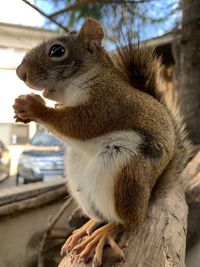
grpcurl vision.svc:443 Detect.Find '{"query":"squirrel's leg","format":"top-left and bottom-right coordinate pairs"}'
top-left (114, 155), bottom-right (153, 227)
top-left (71, 156), bottom-right (154, 266)
top-left (70, 223), bottom-right (124, 266)
top-left (61, 219), bottom-right (98, 255)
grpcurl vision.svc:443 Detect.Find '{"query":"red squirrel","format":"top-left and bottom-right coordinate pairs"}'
top-left (13, 19), bottom-right (191, 266)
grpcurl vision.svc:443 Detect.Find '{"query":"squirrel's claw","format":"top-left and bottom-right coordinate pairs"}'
top-left (69, 223), bottom-right (124, 266)
top-left (61, 219), bottom-right (98, 255)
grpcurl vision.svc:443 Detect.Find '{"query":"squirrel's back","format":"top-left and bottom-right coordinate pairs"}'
top-left (110, 44), bottom-right (193, 179)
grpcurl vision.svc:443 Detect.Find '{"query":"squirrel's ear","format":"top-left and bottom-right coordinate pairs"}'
top-left (78, 18), bottom-right (104, 52)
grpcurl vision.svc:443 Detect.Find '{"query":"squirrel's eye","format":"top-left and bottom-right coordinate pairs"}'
top-left (48, 44), bottom-right (65, 58)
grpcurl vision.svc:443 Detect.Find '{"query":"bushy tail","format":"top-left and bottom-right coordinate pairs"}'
top-left (163, 98), bottom-right (193, 178)
top-left (110, 44), bottom-right (193, 178)
top-left (110, 44), bottom-right (164, 102)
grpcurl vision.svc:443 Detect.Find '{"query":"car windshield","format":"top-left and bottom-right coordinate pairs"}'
top-left (30, 130), bottom-right (64, 147)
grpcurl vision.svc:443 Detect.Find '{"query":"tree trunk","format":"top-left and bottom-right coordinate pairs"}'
top-left (177, 0), bottom-right (200, 144)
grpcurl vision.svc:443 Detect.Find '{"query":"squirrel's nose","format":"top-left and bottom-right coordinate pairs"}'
top-left (16, 64), bottom-right (27, 82)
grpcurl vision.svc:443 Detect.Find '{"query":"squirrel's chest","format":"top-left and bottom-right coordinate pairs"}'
top-left (64, 130), bottom-right (142, 222)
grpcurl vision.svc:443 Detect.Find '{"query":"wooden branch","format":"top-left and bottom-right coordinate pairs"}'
top-left (49, 0), bottom-right (97, 18)
top-left (56, 151), bottom-right (200, 267)
top-left (0, 187), bottom-right (67, 217)
top-left (38, 197), bottom-right (72, 267)
top-left (58, 183), bottom-right (188, 267)
top-left (22, 0), bottom-right (69, 32)
top-left (180, 151), bottom-right (200, 251)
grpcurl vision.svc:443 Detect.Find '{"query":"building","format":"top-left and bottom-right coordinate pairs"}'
top-left (0, 22), bottom-right (56, 145)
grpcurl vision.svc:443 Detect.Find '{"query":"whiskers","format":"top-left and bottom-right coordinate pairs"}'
top-left (28, 64), bottom-right (100, 92)
top-left (82, 75), bottom-right (99, 85)
top-left (50, 64), bottom-right (74, 70)
top-left (65, 75), bottom-right (100, 90)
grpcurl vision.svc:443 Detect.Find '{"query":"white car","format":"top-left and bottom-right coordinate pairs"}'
top-left (16, 129), bottom-right (66, 185)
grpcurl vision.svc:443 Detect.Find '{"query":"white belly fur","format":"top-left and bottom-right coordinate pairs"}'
top-left (63, 130), bottom-right (142, 223)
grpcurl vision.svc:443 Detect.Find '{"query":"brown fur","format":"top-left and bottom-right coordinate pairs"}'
top-left (114, 155), bottom-right (152, 226)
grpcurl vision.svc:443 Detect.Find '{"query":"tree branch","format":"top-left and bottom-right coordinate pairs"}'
top-left (48, 0), bottom-right (152, 18)
top-left (37, 197), bottom-right (72, 267)
top-left (58, 182), bottom-right (188, 267)
top-left (22, 0), bottom-right (69, 32)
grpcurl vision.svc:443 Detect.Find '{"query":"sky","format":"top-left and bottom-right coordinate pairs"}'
top-left (0, 0), bottom-right (45, 27)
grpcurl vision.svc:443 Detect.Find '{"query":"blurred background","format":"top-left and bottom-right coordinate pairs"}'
top-left (0, 1), bottom-right (199, 267)
top-left (0, 0), bottom-right (199, 188)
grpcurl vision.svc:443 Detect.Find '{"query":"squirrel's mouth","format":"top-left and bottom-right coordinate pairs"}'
top-left (42, 88), bottom-right (56, 97)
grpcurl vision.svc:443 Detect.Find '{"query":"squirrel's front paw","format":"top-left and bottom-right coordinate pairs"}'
top-left (13, 94), bottom-right (47, 122)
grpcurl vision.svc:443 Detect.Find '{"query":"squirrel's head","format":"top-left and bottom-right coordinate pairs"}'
top-left (16, 19), bottom-right (108, 104)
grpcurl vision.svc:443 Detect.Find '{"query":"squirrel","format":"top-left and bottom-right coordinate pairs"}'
top-left (13, 18), bottom-right (192, 266)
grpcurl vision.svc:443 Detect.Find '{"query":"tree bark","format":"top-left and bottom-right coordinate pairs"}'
top-left (177, 0), bottom-right (200, 144)
top-left (180, 151), bottom-right (200, 251)
top-left (58, 182), bottom-right (188, 267)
